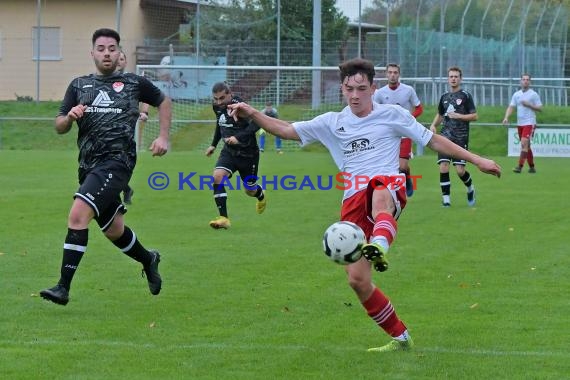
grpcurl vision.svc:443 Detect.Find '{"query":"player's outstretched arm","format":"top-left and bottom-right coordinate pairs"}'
top-left (427, 134), bottom-right (501, 178)
top-left (228, 102), bottom-right (301, 141)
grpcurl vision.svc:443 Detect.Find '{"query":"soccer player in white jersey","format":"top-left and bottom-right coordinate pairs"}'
top-left (227, 58), bottom-right (501, 352)
top-left (373, 63), bottom-right (423, 197)
top-left (502, 74), bottom-right (542, 173)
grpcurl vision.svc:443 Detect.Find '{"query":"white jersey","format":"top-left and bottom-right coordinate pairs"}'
top-left (509, 89), bottom-right (542, 126)
top-left (373, 83), bottom-right (420, 113)
top-left (293, 103), bottom-right (433, 200)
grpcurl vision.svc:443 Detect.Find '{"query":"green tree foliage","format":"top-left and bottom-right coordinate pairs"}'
top-left (191, 0), bottom-right (348, 42)
top-left (361, 0), bottom-right (567, 45)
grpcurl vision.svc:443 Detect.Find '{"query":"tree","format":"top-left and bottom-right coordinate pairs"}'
top-left (193, 0), bottom-right (348, 42)
top-left (182, 0), bottom-right (348, 65)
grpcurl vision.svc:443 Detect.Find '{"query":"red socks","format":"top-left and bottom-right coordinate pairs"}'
top-left (518, 151), bottom-right (528, 167)
top-left (527, 149), bottom-right (534, 167)
top-left (362, 288), bottom-right (406, 337)
top-left (371, 213), bottom-right (397, 249)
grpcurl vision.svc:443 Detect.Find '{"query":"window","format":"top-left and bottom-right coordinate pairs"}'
top-left (32, 27), bottom-right (61, 60)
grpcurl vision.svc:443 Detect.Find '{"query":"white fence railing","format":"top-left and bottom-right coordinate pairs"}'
top-left (137, 65), bottom-right (569, 108)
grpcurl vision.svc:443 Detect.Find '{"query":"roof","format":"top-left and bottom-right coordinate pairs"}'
top-left (348, 21), bottom-right (385, 31)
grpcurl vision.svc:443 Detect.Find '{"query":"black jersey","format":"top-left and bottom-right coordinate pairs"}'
top-left (437, 89), bottom-right (476, 142)
top-left (59, 72), bottom-right (164, 180)
top-left (211, 96), bottom-right (260, 154)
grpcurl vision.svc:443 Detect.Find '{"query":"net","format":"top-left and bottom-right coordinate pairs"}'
top-left (135, 65), bottom-right (358, 152)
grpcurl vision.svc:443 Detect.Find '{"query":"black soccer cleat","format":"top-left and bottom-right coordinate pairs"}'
top-left (40, 284), bottom-right (69, 306)
top-left (142, 250), bottom-right (162, 295)
top-left (467, 188), bottom-right (476, 207)
top-left (361, 243), bottom-right (389, 272)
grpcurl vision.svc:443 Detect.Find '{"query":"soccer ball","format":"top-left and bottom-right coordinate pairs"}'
top-left (322, 221), bottom-right (366, 265)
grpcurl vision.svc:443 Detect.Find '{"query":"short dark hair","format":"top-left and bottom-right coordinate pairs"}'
top-left (92, 28), bottom-right (120, 46)
top-left (339, 58), bottom-right (375, 85)
top-left (521, 73), bottom-right (531, 80)
top-left (386, 63), bottom-right (400, 73)
top-left (448, 66), bottom-right (463, 77)
top-left (212, 82), bottom-right (231, 94)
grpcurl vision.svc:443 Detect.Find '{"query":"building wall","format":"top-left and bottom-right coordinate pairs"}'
top-left (0, 0), bottom-right (145, 101)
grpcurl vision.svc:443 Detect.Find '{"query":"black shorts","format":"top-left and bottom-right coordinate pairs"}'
top-left (215, 148), bottom-right (260, 187)
top-left (437, 136), bottom-right (469, 166)
top-left (74, 160), bottom-right (132, 231)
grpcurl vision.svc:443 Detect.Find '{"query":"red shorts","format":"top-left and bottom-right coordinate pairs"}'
top-left (340, 177), bottom-right (407, 239)
top-left (517, 125), bottom-right (536, 139)
top-left (399, 138), bottom-right (412, 159)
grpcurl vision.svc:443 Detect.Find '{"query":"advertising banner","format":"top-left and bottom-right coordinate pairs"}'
top-left (508, 128), bottom-right (570, 157)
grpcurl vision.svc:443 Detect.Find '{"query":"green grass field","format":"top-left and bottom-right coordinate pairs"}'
top-left (2, 101), bottom-right (570, 155)
top-left (1, 148), bottom-right (568, 379)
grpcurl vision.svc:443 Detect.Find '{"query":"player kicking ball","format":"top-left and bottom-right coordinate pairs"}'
top-left (227, 58), bottom-right (501, 352)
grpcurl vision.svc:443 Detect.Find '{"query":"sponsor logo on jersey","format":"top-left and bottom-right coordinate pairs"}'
top-left (348, 138), bottom-right (370, 150)
top-left (445, 104), bottom-right (456, 116)
top-left (218, 114), bottom-right (235, 128)
top-left (335, 126), bottom-right (345, 133)
top-left (113, 82), bottom-right (124, 93)
top-left (86, 90), bottom-right (123, 114)
top-left (92, 90), bottom-right (114, 107)
top-left (344, 138), bottom-right (375, 157)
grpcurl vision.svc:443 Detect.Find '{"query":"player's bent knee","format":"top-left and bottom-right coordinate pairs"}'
top-left (68, 200), bottom-right (94, 229)
top-left (103, 220), bottom-right (124, 240)
top-left (346, 266), bottom-right (372, 292)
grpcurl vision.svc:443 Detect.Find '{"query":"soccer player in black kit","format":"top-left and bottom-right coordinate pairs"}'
top-left (429, 66), bottom-right (478, 208)
top-left (39, 28), bottom-right (172, 305)
top-left (205, 82), bottom-right (266, 229)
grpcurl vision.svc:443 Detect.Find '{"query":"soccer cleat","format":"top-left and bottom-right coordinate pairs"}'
top-left (405, 177), bottom-right (414, 197)
top-left (361, 243), bottom-right (389, 272)
top-left (209, 216), bottom-right (231, 229)
top-left (467, 188), bottom-right (476, 207)
top-left (528, 167), bottom-right (536, 173)
top-left (40, 284), bottom-right (69, 306)
top-left (256, 196), bottom-right (267, 214)
top-left (123, 188), bottom-right (134, 204)
top-left (367, 337), bottom-right (414, 353)
top-left (513, 166), bottom-right (522, 173)
top-left (142, 250), bottom-right (162, 295)
top-left (442, 202), bottom-right (451, 208)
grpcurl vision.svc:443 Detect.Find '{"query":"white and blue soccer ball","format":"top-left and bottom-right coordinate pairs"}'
top-left (322, 221), bottom-right (366, 265)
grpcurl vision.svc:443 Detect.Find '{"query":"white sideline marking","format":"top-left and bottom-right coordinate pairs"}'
top-left (1, 339), bottom-right (568, 358)
top-left (419, 347), bottom-right (569, 358)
